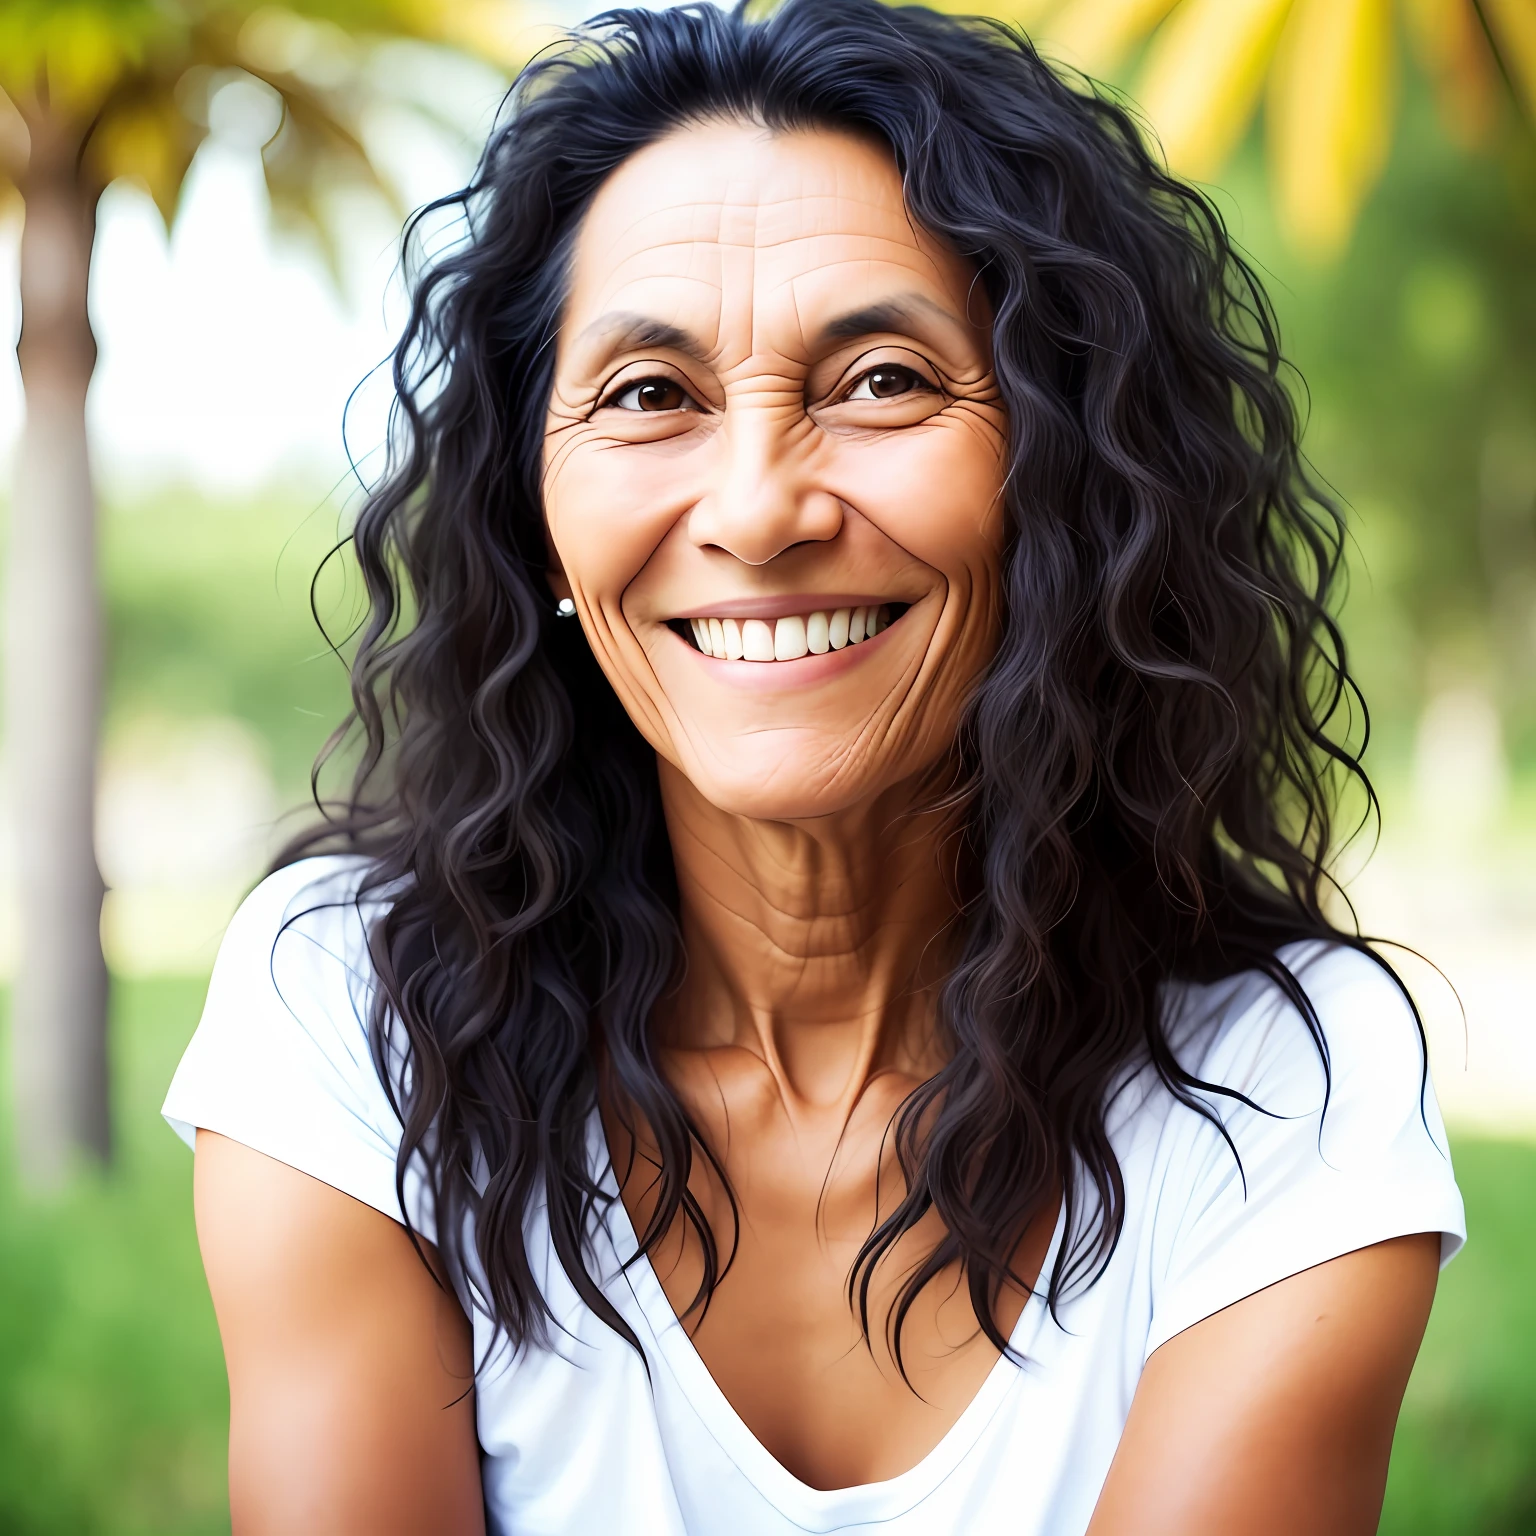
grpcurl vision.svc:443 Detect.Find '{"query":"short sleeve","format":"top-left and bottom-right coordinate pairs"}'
top-left (161, 856), bottom-right (430, 1238)
top-left (1145, 942), bottom-right (1465, 1358)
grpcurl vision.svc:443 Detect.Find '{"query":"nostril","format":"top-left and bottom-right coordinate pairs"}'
top-left (687, 484), bottom-right (845, 566)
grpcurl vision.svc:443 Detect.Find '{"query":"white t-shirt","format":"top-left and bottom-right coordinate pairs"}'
top-left (164, 855), bottom-right (1465, 1536)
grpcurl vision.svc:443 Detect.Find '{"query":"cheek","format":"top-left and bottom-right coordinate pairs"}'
top-left (828, 416), bottom-right (1006, 581)
top-left (542, 430), bottom-right (679, 602)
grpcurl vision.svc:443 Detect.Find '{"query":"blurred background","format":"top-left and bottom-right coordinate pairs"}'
top-left (0, 0), bottom-right (1532, 1529)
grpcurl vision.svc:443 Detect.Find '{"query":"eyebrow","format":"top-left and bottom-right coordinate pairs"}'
top-left (577, 313), bottom-right (712, 365)
top-left (574, 293), bottom-right (970, 368)
top-left (816, 296), bottom-right (966, 346)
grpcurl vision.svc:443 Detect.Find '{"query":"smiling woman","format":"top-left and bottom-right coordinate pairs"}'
top-left (161, 3), bottom-right (1463, 1533)
top-left (542, 123), bottom-right (1007, 818)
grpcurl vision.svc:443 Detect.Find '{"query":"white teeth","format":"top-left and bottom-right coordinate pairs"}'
top-left (774, 614), bottom-right (808, 660)
top-left (687, 605), bottom-right (895, 661)
top-left (741, 618), bottom-right (776, 661)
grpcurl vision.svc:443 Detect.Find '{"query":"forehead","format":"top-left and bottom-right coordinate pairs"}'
top-left (561, 120), bottom-right (978, 354)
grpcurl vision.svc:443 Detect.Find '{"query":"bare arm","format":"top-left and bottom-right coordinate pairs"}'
top-left (194, 1130), bottom-right (486, 1536)
top-left (1088, 1232), bottom-right (1440, 1536)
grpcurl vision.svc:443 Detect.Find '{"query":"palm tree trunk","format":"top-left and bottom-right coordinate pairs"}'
top-left (5, 107), bottom-right (109, 1187)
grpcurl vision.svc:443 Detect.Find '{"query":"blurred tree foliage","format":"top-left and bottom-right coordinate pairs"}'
top-left (1209, 89), bottom-right (1536, 778)
top-left (102, 488), bottom-right (355, 801)
top-left (1012, 0), bottom-right (1534, 256)
top-left (0, 0), bottom-right (512, 1183)
top-left (1007, 0), bottom-right (1536, 785)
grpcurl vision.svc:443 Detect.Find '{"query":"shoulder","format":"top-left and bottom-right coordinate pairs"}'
top-left (1129, 940), bottom-right (1465, 1358)
top-left (221, 853), bottom-right (383, 987)
top-left (162, 855), bottom-right (422, 1231)
top-left (198, 854), bottom-right (387, 1075)
top-left (1169, 940), bottom-right (1429, 1127)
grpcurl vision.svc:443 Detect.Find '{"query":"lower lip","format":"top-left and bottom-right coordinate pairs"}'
top-left (676, 619), bottom-right (898, 688)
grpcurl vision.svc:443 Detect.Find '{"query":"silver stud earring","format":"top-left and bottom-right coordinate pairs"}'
top-left (556, 597), bottom-right (577, 618)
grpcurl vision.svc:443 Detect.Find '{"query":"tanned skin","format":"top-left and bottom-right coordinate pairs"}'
top-left (196, 121), bottom-right (1439, 1529)
top-left (195, 1132), bottom-right (485, 1535)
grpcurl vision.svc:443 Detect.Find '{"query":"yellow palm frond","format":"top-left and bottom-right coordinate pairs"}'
top-left (1402, 0), bottom-right (1501, 145)
top-left (0, 4), bottom-right (143, 116)
top-left (1268, 0), bottom-right (1396, 257)
top-left (0, 0), bottom-right (518, 236)
top-left (923, 0), bottom-right (1060, 21)
top-left (1022, 0), bottom-right (1531, 256)
top-left (1041, 0), bottom-right (1181, 74)
top-left (1135, 0), bottom-right (1293, 180)
top-left (425, 0), bottom-right (547, 68)
top-left (1482, 0), bottom-right (1536, 116)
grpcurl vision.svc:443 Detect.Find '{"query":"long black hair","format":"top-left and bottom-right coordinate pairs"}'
top-left (284, 0), bottom-right (1393, 1369)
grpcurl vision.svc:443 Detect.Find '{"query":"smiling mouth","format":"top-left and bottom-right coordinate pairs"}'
top-left (673, 603), bottom-right (909, 662)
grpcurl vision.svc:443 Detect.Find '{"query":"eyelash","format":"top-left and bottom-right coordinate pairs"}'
top-left (595, 361), bottom-right (942, 413)
top-left (598, 376), bottom-right (697, 412)
top-left (839, 363), bottom-right (940, 402)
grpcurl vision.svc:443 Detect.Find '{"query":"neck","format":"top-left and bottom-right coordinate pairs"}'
top-left (656, 757), bottom-right (962, 1116)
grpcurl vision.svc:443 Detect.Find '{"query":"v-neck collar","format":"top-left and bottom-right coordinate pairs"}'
top-left (589, 1111), bottom-right (1068, 1532)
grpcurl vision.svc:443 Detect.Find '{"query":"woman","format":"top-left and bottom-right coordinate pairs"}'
top-left (164, 2), bottom-right (1465, 1531)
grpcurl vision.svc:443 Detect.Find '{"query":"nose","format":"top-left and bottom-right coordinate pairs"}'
top-left (686, 409), bottom-right (843, 565)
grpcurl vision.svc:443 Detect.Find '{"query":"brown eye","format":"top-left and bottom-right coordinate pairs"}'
top-left (846, 364), bottom-right (930, 401)
top-left (606, 376), bottom-right (694, 412)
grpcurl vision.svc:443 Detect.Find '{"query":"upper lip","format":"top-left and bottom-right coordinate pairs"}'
top-left (670, 593), bottom-right (903, 620)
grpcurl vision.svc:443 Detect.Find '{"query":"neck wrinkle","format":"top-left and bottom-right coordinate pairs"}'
top-left (656, 757), bottom-right (962, 1115)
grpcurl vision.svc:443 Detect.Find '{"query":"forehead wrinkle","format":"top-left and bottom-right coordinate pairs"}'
top-left (579, 268), bottom-right (725, 323)
top-left (580, 121), bottom-right (933, 264)
top-left (578, 169), bottom-right (952, 294)
top-left (582, 237), bottom-right (727, 285)
top-left (590, 232), bottom-right (950, 300)
top-left (579, 243), bottom-right (726, 311)
top-left (595, 174), bottom-right (919, 251)
top-left (631, 215), bottom-right (939, 259)
top-left (569, 165), bottom-right (980, 378)
top-left (750, 190), bottom-right (934, 246)
top-left (594, 196), bottom-right (733, 258)
top-left (705, 166), bottom-right (763, 365)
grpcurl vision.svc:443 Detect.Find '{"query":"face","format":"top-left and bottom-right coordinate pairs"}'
top-left (542, 120), bottom-right (1009, 820)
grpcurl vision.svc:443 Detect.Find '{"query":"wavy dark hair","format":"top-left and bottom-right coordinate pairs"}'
top-left (284, 0), bottom-right (1399, 1370)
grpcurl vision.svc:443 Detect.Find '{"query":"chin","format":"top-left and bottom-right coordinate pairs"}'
top-left (672, 744), bottom-right (882, 823)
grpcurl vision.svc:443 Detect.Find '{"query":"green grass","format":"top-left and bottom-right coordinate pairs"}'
top-left (0, 981), bottom-right (227, 1536)
top-left (1382, 1139), bottom-right (1536, 1535)
top-left (0, 980), bottom-right (1532, 1533)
